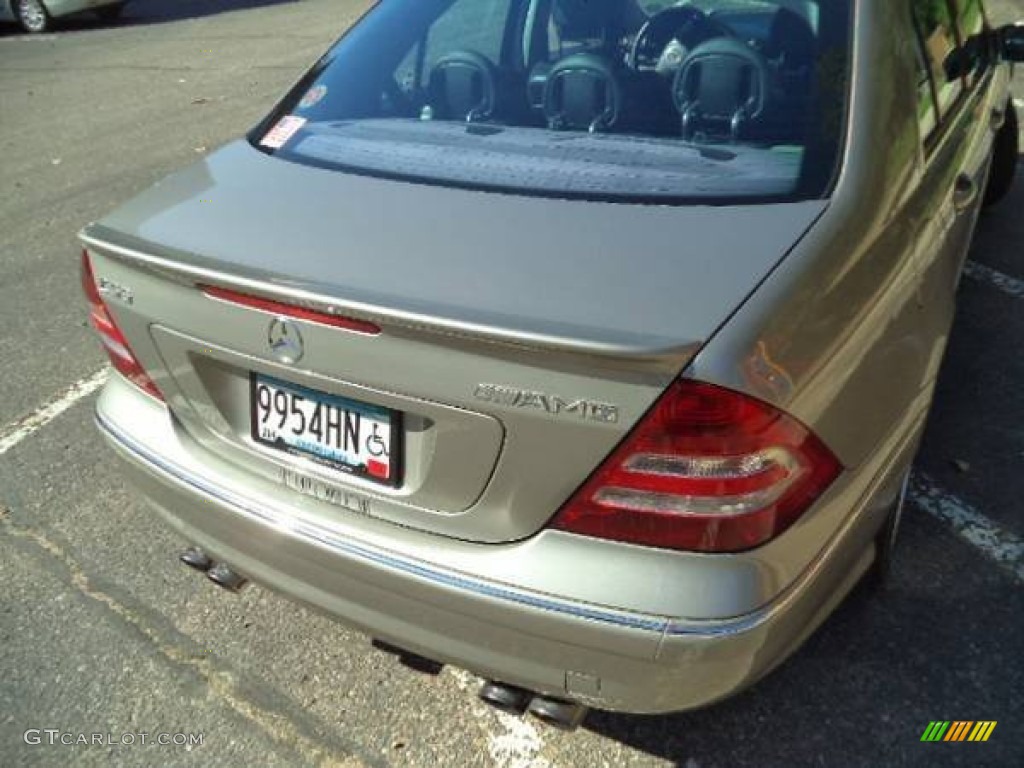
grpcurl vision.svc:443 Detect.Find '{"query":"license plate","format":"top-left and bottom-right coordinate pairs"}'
top-left (251, 374), bottom-right (400, 485)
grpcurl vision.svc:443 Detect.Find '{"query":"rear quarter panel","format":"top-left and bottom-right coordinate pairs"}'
top-left (689, 0), bottom-right (965, 472)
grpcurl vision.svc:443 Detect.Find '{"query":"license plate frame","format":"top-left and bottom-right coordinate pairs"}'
top-left (249, 373), bottom-right (402, 487)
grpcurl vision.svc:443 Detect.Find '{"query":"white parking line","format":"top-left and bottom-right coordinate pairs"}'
top-left (447, 669), bottom-right (549, 768)
top-left (0, 34), bottom-right (58, 43)
top-left (964, 261), bottom-right (1024, 300)
top-left (488, 712), bottom-right (549, 768)
top-left (0, 369), bottom-right (108, 457)
top-left (909, 473), bottom-right (1024, 584)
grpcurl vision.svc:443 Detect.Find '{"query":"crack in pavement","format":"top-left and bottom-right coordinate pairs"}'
top-left (0, 508), bottom-right (368, 768)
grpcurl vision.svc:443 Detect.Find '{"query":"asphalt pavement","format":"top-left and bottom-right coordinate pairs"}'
top-left (1, 1), bottom-right (1023, 766)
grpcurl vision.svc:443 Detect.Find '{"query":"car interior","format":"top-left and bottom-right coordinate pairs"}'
top-left (393, 0), bottom-right (823, 145)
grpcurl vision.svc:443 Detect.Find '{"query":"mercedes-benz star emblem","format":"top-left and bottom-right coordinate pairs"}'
top-left (267, 318), bottom-right (303, 364)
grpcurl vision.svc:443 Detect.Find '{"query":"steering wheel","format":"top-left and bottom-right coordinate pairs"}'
top-left (627, 5), bottom-right (732, 73)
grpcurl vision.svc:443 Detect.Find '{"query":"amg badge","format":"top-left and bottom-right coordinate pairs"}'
top-left (474, 383), bottom-right (619, 424)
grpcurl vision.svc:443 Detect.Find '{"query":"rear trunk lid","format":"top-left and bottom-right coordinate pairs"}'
top-left (82, 140), bottom-right (825, 543)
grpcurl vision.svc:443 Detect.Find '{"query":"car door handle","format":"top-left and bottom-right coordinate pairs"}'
top-left (952, 174), bottom-right (978, 213)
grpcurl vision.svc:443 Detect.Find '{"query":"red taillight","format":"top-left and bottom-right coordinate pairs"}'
top-left (201, 285), bottom-right (381, 336)
top-left (550, 380), bottom-right (841, 553)
top-left (81, 250), bottom-right (163, 401)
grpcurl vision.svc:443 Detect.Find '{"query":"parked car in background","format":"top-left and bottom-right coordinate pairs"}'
top-left (80, 0), bottom-right (1022, 729)
top-left (1, 0), bottom-right (126, 33)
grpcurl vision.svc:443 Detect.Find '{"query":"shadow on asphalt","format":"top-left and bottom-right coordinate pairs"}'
top-left (0, 0), bottom-right (298, 36)
top-left (585, 549), bottom-right (1021, 765)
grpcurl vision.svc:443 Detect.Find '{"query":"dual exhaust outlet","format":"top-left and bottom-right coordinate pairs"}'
top-left (180, 548), bottom-right (587, 730)
top-left (180, 547), bottom-right (248, 592)
top-left (370, 641), bottom-right (587, 729)
top-left (372, 640), bottom-right (588, 730)
top-left (478, 681), bottom-right (589, 732)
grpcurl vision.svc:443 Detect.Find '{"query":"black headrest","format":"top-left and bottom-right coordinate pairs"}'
top-left (428, 50), bottom-right (497, 121)
top-left (544, 53), bottom-right (623, 132)
top-left (673, 37), bottom-right (769, 119)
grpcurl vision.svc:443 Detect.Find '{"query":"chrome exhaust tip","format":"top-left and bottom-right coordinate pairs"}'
top-left (479, 681), bottom-right (533, 716)
top-left (180, 546), bottom-right (212, 572)
top-left (526, 696), bottom-right (589, 732)
top-left (206, 563), bottom-right (248, 592)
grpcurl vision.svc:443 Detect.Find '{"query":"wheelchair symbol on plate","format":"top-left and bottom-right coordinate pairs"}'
top-left (366, 424), bottom-right (388, 458)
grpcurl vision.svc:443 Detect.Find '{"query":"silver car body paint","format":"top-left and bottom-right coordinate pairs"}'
top-left (81, 0), bottom-right (1013, 713)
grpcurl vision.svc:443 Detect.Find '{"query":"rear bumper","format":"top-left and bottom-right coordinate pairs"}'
top-left (96, 374), bottom-right (900, 714)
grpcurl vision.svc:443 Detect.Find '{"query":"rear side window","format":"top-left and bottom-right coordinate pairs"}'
top-left (952, 0), bottom-right (991, 87)
top-left (254, 0), bottom-right (852, 204)
top-left (396, 0), bottom-right (515, 90)
top-left (912, 0), bottom-right (964, 117)
top-left (424, 0), bottom-right (515, 73)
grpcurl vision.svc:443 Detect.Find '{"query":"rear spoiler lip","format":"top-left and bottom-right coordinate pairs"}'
top-left (79, 223), bottom-right (701, 371)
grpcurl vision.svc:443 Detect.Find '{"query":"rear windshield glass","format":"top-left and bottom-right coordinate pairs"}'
top-left (252, 0), bottom-right (851, 204)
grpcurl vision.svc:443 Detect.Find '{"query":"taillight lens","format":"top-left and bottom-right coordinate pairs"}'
top-left (81, 250), bottom-right (163, 401)
top-left (550, 380), bottom-right (841, 553)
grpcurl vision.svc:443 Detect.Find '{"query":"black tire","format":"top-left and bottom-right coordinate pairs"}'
top-left (983, 100), bottom-right (1019, 208)
top-left (95, 2), bottom-right (126, 21)
top-left (868, 471), bottom-right (910, 586)
top-left (15, 0), bottom-right (51, 33)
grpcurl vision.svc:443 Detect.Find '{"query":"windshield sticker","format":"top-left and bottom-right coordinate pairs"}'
top-left (299, 84), bottom-right (328, 109)
top-left (260, 116), bottom-right (307, 149)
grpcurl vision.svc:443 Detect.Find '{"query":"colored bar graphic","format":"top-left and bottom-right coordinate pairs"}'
top-left (921, 721), bottom-right (996, 742)
top-left (921, 721), bottom-right (950, 741)
top-left (950, 722), bottom-right (974, 741)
